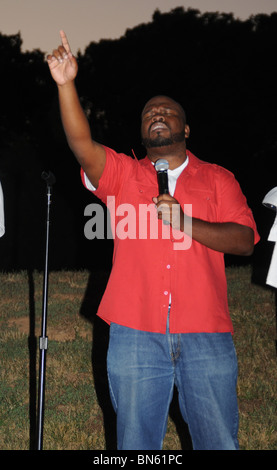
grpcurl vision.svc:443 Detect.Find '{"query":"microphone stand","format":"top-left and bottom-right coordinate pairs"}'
top-left (37, 171), bottom-right (56, 450)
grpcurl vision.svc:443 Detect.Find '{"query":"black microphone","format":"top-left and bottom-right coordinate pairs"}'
top-left (155, 159), bottom-right (169, 195)
top-left (155, 159), bottom-right (170, 225)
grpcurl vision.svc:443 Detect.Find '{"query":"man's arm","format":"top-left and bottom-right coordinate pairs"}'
top-left (153, 194), bottom-right (254, 256)
top-left (183, 217), bottom-right (254, 256)
top-left (47, 31), bottom-right (105, 188)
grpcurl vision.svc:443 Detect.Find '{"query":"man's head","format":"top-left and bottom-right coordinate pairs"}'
top-left (141, 95), bottom-right (190, 151)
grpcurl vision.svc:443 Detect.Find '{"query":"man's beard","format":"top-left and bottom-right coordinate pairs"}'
top-left (142, 130), bottom-right (186, 149)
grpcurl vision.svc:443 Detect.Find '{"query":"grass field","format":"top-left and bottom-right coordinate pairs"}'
top-left (0, 266), bottom-right (276, 450)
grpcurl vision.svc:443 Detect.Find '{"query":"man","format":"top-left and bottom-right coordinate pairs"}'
top-left (47, 31), bottom-right (259, 450)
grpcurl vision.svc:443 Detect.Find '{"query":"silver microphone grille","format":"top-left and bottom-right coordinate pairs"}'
top-left (155, 159), bottom-right (169, 172)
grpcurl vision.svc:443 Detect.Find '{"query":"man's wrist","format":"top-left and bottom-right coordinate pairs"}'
top-left (57, 80), bottom-right (75, 91)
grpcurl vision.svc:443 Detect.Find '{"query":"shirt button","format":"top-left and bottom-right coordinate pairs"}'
top-left (166, 264), bottom-right (171, 269)
top-left (164, 290), bottom-right (168, 296)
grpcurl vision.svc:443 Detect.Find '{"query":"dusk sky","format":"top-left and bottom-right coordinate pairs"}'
top-left (1, 0), bottom-right (277, 55)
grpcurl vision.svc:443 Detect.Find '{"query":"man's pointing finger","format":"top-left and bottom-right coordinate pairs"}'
top-left (59, 30), bottom-right (71, 54)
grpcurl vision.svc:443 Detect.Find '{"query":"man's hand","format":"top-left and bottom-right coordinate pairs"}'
top-left (153, 194), bottom-right (184, 231)
top-left (46, 31), bottom-right (78, 86)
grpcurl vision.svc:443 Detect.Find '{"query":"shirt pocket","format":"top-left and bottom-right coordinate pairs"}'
top-left (121, 179), bottom-right (155, 205)
top-left (186, 188), bottom-right (219, 221)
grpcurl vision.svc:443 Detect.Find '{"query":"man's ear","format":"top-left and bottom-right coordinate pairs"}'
top-left (185, 124), bottom-right (190, 139)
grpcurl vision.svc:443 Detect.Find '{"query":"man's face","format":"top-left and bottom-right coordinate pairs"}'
top-left (141, 96), bottom-right (189, 149)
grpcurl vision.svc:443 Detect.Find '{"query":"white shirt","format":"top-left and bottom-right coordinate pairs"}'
top-left (266, 214), bottom-right (277, 288)
top-left (166, 158), bottom-right (189, 196)
top-left (263, 187), bottom-right (277, 288)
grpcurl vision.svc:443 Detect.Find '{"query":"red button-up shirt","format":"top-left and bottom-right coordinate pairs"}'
top-left (81, 146), bottom-right (259, 334)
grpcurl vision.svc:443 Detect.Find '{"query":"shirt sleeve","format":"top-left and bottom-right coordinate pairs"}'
top-left (80, 146), bottom-right (133, 204)
top-left (217, 166), bottom-right (260, 244)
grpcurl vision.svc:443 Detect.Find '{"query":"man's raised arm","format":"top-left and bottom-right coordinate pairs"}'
top-left (46, 31), bottom-right (105, 188)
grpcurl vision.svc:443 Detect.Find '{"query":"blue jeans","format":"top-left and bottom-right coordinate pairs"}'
top-left (107, 319), bottom-right (239, 450)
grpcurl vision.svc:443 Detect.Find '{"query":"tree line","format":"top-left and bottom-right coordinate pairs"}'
top-left (0, 7), bottom-right (276, 272)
